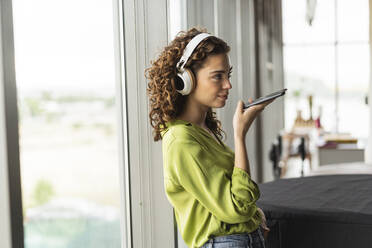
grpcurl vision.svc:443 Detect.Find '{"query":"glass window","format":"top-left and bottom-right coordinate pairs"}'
top-left (337, 0), bottom-right (369, 42)
top-left (282, 0), bottom-right (335, 44)
top-left (12, 0), bottom-right (123, 247)
top-left (338, 44), bottom-right (370, 137)
top-left (283, 45), bottom-right (336, 131)
top-left (283, 0), bottom-right (370, 139)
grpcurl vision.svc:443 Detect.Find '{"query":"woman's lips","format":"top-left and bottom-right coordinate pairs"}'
top-left (218, 95), bottom-right (228, 100)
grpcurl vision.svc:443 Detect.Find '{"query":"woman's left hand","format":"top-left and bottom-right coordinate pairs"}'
top-left (257, 207), bottom-right (270, 239)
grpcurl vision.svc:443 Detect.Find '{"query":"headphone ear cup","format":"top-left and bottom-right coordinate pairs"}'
top-left (174, 74), bottom-right (185, 92)
top-left (176, 69), bottom-right (195, 95)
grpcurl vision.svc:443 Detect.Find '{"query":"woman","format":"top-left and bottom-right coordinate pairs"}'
top-left (146, 27), bottom-right (272, 248)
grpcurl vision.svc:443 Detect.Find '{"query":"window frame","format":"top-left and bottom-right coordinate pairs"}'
top-left (113, 0), bottom-right (132, 247)
top-left (0, 0), bottom-right (24, 248)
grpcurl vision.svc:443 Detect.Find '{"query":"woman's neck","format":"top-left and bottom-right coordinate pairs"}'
top-left (177, 98), bottom-right (209, 127)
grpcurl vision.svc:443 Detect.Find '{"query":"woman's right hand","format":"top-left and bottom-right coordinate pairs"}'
top-left (233, 98), bottom-right (274, 139)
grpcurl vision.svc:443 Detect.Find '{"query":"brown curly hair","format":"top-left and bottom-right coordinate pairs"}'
top-left (145, 27), bottom-right (231, 141)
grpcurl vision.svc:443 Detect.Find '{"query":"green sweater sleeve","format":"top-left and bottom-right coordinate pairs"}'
top-left (166, 137), bottom-right (260, 224)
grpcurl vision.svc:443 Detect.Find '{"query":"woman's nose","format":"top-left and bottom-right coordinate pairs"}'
top-left (223, 79), bottom-right (232, 89)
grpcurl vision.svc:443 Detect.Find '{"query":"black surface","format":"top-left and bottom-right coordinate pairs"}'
top-left (257, 174), bottom-right (372, 248)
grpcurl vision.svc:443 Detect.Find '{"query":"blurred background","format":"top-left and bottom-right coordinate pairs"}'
top-left (11, 0), bottom-right (121, 247)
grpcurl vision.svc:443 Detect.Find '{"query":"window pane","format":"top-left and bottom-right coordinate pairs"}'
top-left (282, 0), bottom-right (335, 44)
top-left (337, 0), bottom-right (369, 42)
top-left (338, 44), bottom-right (370, 138)
top-left (283, 46), bottom-right (336, 132)
top-left (12, 0), bottom-right (123, 247)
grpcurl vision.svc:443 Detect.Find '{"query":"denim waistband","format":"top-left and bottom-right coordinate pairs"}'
top-left (204, 227), bottom-right (261, 244)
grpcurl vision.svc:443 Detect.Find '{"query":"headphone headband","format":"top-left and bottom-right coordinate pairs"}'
top-left (176, 33), bottom-right (212, 71)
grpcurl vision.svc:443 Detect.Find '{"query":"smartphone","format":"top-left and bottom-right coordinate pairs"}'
top-left (243, 88), bottom-right (287, 109)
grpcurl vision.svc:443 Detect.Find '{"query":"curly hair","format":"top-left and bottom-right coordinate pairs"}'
top-left (145, 27), bottom-right (231, 142)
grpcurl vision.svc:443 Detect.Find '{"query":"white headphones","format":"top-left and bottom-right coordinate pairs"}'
top-left (175, 33), bottom-right (212, 95)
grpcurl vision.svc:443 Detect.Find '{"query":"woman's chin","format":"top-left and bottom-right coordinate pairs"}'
top-left (206, 99), bottom-right (227, 109)
top-left (214, 101), bottom-right (227, 108)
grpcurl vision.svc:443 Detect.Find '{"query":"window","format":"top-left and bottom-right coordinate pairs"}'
top-left (282, 0), bottom-right (370, 139)
top-left (12, 0), bottom-right (124, 247)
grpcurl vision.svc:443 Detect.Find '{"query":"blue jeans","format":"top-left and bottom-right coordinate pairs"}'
top-left (200, 226), bottom-right (266, 248)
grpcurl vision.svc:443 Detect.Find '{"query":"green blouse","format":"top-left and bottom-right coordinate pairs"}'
top-left (161, 119), bottom-right (262, 248)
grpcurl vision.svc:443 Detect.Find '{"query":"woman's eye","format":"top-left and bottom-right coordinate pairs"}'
top-left (212, 71), bottom-right (232, 80)
top-left (213, 74), bottom-right (223, 80)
